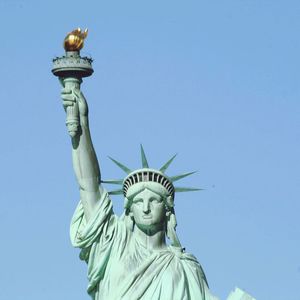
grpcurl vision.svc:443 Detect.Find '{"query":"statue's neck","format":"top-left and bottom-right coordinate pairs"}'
top-left (133, 224), bottom-right (167, 251)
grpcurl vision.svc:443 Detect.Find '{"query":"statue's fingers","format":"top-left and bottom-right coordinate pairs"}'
top-left (63, 100), bottom-right (75, 108)
top-left (61, 88), bottom-right (72, 95)
top-left (61, 94), bottom-right (76, 102)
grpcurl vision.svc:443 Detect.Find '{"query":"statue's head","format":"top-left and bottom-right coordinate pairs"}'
top-left (124, 176), bottom-right (180, 245)
top-left (123, 173), bottom-right (174, 234)
top-left (104, 146), bottom-right (200, 248)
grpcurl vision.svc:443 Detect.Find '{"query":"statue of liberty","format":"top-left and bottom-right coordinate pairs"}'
top-left (57, 28), bottom-right (219, 300)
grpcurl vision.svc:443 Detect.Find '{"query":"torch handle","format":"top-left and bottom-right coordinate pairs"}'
top-left (63, 77), bottom-right (82, 138)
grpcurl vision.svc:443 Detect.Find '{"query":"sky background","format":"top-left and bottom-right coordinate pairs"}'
top-left (0, 0), bottom-right (299, 299)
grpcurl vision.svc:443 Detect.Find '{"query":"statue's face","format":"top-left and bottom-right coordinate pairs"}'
top-left (130, 188), bottom-right (166, 230)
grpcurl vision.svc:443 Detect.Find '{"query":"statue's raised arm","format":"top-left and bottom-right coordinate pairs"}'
top-left (61, 88), bottom-right (101, 221)
top-left (52, 28), bottom-right (102, 221)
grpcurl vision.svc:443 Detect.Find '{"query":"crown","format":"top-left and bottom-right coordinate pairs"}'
top-left (123, 168), bottom-right (175, 197)
top-left (102, 145), bottom-right (201, 198)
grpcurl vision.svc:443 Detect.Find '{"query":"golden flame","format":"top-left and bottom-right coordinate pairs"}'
top-left (63, 28), bottom-right (88, 51)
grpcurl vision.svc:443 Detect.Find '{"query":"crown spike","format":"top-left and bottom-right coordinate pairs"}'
top-left (108, 156), bottom-right (132, 174)
top-left (170, 171), bottom-right (197, 182)
top-left (101, 179), bottom-right (123, 185)
top-left (159, 154), bottom-right (177, 173)
top-left (140, 144), bottom-right (149, 168)
top-left (108, 189), bottom-right (124, 195)
top-left (174, 187), bottom-right (203, 192)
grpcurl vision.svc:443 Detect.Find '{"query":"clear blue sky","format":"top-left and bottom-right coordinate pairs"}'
top-left (0, 1), bottom-right (299, 299)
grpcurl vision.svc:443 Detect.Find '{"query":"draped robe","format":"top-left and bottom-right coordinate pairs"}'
top-left (70, 190), bottom-right (218, 300)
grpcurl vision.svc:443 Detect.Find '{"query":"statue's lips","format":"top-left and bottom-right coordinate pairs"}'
top-left (142, 215), bottom-right (152, 219)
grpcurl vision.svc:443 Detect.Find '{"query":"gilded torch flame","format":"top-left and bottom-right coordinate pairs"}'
top-left (63, 28), bottom-right (88, 51)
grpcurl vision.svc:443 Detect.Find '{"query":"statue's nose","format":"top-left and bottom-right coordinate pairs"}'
top-left (143, 199), bottom-right (150, 214)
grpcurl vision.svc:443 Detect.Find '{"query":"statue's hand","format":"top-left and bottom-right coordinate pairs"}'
top-left (61, 88), bottom-right (88, 117)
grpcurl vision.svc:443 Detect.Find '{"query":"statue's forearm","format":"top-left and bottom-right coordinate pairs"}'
top-left (72, 117), bottom-right (100, 187)
top-left (72, 115), bottom-right (101, 217)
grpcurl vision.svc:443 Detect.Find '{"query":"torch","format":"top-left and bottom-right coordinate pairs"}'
top-left (52, 28), bottom-right (93, 137)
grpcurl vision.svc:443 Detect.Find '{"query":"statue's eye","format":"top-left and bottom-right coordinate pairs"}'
top-left (150, 198), bottom-right (162, 204)
top-left (133, 199), bottom-right (143, 205)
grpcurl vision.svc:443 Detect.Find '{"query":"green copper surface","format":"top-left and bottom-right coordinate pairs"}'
top-left (108, 156), bottom-right (132, 174)
top-left (170, 171), bottom-right (197, 182)
top-left (140, 144), bottom-right (150, 168)
top-left (159, 154), bottom-right (177, 173)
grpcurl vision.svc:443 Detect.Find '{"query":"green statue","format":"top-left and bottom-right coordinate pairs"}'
top-left (54, 29), bottom-right (219, 300)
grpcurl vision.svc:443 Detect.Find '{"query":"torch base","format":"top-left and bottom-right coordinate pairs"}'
top-left (52, 52), bottom-right (93, 78)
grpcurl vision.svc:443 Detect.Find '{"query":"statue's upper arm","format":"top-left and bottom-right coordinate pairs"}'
top-left (79, 187), bottom-right (101, 221)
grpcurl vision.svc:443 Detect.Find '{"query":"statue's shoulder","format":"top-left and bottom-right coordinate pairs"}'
top-left (166, 246), bottom-right (208, 284)
top-left (167, 245), bottom-right (198, 261)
